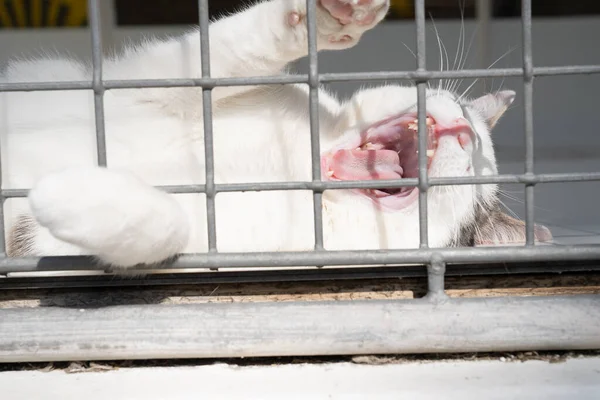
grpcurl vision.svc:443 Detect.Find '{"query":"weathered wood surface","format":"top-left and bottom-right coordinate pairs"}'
top-left (1, 273), bottom-right (599, 308)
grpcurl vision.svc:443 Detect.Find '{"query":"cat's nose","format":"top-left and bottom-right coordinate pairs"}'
top-left (433, 117), bottom-right (471, 135)
top-left (433, 117), bottom-right (474, 149)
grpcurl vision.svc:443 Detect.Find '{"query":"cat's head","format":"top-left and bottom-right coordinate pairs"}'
top-left (320, 85), bottom-right (551, 248)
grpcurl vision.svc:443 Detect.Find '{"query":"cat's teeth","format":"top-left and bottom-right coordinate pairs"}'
top-left (410, 118), bottom-right (434, 130)
top-left (363, 142), bottom-right (376, 149)
top-left (359, 142), bottom-right (378, 150)
top-left (426, 149), bottom-right (435, 157)
top-left (327, 170), bottom-right (334, 177)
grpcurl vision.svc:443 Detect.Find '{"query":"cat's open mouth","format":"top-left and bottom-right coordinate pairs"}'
top-left (322, 113), bottom-right (445, 210)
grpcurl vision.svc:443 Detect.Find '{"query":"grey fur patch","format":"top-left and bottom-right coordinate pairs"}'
top-left (451, 199), bottom-right (552, 247)
top-left (473, 209), bottom-right (553, 246)
top-left (449, 201), bottom-right (494, 247)
top-left (7, 214), bottom-right (36, 257)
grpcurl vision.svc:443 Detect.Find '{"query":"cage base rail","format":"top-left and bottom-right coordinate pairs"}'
top-left (3, 260), bottom-right (600, 290)
top-left (0, 295), bottom-right (598, 363)
top-left (2, 244), bottom-right (600, 274)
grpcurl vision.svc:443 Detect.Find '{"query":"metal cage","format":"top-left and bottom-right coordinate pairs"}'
top-left (0, 0), bottom-right (600, 363)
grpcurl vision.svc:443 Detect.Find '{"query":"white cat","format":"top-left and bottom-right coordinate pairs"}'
top-left (0, 0), bottom-right (551, 269)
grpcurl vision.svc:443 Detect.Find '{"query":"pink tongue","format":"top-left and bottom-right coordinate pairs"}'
top-left (331, 149), bottom-right (403, 180)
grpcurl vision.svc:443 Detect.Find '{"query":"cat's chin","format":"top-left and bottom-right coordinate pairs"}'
top-left (360, 186), bottom-right (419, 211)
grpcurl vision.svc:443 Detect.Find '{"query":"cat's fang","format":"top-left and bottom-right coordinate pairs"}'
top-left (361, 141), bottom-right (373, 149)
top-left (426, 149), bottom-right (435, 157)
top-left (410, 117), bottom-right (433, 129)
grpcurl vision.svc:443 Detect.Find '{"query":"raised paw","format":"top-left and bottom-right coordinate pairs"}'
top-left (289, 0), bottom-right (389, 49)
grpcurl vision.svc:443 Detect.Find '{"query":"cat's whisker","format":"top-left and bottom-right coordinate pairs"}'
top-left (400, 41), bottom-right (417, 60)
top-left (498, 190), bottom-right (556, 214)
top-left (448, 0), bottom-right (466, 94)
top-left (429, 13), bottom-right (447, 95)
top-left (452, 15), bottom-right (478, 94)
top-left (498, 190), bottom-right (524, 203)
top-left (494, 76), bottom-right (507, 95)
top-left (458, 47), bottom-right (515, 101)
top-left (496, 198), bottom-right (522, 219)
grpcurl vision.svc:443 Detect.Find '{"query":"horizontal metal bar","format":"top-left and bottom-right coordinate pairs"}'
top-left (1, 245), bottom-right (600, 274)
top-left (534, 65), bottom-right (600, 76)
top-left (4, 260), bottom-right (600, 290)
top-left (0, 76), bottom-right (303, 92)
top-left (3, 172), bottom-right (600, 199)
top-left (1, 65), bottom-right (600, 92)
top-left (1, 295), bottom-right (598, 363)
top-left (431, 172), bottom-right (600, 186)
top-left (321, 65), bottom-right (600, 82)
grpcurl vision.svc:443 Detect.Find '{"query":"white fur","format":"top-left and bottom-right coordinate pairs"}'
top-left (0, 0), bottom-right (504, 268)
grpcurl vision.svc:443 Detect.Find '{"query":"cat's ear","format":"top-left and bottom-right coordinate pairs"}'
top-left (474, 210), bottom-right (553, 246)
top-left (469, 90), bottom-right (516, 129)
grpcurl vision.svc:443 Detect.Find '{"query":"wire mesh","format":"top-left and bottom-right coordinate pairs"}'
top-left (0, 0), bottom-right (599, 289)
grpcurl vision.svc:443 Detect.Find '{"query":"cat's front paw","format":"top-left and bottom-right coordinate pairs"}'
top-left (289, 0), bottom-right (389, 49)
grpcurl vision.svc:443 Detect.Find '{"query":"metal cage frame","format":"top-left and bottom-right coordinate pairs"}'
top-left (1, 0), bottom-right (600, 363)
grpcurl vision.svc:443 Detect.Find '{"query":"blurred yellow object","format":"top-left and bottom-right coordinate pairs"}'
top-left (390, 0), bottom-right (414, 17)
top-left (0, 0), bottom-right (87, 28)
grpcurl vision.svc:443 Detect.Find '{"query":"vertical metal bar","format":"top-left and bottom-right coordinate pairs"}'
top-left (198, 0), bottom-right (217, 252)
top-left (0, 198), bottom-right (5, 256)
top-left (0, 140), bottom-right (4, 255)
top-left (425, 255), bottom-right (448, 301)
top-left (415, 0), bottom-right (428, 248)
top-left (476, 0), bottom-right (492, 93)
top-left (87, 0), bottom-right (107, 166)
top-left (98, 0), bottom-right (116, 51)
top-left (306, 0), bottom-right (324, 250)
top-left (522, 0), bottom-right (535, 245)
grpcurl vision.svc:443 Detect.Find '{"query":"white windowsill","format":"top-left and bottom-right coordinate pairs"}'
top-left (1, 357), bottom-right (599, 400)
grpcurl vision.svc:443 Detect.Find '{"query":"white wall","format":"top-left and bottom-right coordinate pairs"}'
top-left (1, 17), bottom-right (599, 241)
